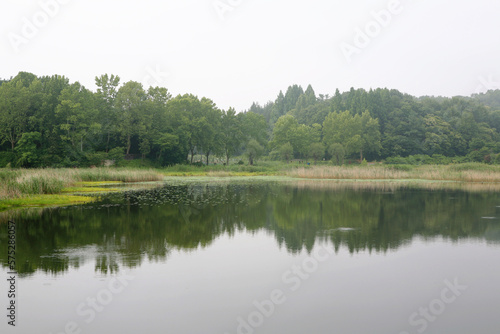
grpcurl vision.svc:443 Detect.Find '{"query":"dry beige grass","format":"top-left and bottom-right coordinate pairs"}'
top-left (290, 179), bottom-right (500, 193)
top-left (288, 165), bottom-right (500, 183)
top-left (288, 166), bottom-right (409, 180)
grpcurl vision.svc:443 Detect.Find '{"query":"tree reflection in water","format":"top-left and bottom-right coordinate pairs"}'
top-left (1, 180), bottom-right (499, 276)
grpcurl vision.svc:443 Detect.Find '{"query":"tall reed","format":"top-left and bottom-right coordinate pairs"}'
top-left (0, 168), bottom-right (164, 199)
top-left (288, 165), bottom-right (500, 182)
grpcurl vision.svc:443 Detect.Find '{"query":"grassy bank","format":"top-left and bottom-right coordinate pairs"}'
top-left (0, 168), bottom-right (165, 211)
top-left (2, 163), bottom-right (500, 212)
top-left (0, 195), bottom-right (95, 211)
top-left (287, 163), bottom-right (500, 182)
top-left (160, 161), bottom-right (289, 176)
top-left (161, 161), bottom-right (500, 182)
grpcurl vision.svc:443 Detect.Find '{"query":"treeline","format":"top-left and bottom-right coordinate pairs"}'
top-left (1, 71), bottom-right (500, 167)
top-left (0, 72), bottom-right (267, 167)
top-left (250, 85), bottom-right (500, 163)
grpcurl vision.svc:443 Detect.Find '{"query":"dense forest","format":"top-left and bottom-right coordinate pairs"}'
top-left (1, 71), bottom-right (500, 167)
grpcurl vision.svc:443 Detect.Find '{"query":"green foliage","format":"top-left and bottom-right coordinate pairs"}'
top-left (220, 108), bottom-right (243, 164)
top-left (467, 148), bottom-right (491, 163)
top-left (328, 143), bottom-right (345, 165)
top-left (308, 142), bottom-right (325, 163)
top-left (0, 77), bottom-right (31, 151)
top-left (2, 72), bottom-right (500, 167)
top-left (278, 142), bottom-right (294, 162)
top-left (116, 158), bottom-right (157, 168)
top-left (15, 132), bottom-right (41, 167)
top-left (494, 153), bottom-right (500, 165)
top-left (323, 110), bottom-right (381, 161)
top-left (115, 81), bottom-right (147, 155)
top-left (0, 151), bottom-right (15, 167)
top-left (270, 115), bottom-right (318, 158)
top-left (384, 154), bottom-right (469, 165)
top-left (245, 139), bottom-right (264, 165)
top-left (85, 152), bottom-right (108, 166)
top-left (108, 147), bottom-right (125, 163)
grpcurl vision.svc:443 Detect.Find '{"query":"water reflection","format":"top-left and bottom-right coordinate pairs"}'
top-left (1, 180), bottom-right (499, 277)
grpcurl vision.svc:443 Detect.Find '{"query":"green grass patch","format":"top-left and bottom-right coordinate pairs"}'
top-left (0, 194), bottom-right (95, 211)
top-left (162, 170), bottom-right (279, 177)
top-left (62, 187), bottom-right (121, 193)
top-left (160, 161), bottom-right (302, 176)
top-left (74, 181), bottom-right (123, 187)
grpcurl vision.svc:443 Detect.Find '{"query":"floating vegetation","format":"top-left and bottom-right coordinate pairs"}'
top-left (0, 194), bottom-right (95, 212)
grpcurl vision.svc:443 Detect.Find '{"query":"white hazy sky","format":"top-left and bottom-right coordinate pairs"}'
top-left (1, 0), bottom-right (500, 111)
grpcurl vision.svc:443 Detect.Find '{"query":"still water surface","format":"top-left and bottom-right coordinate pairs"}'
top-left (1, 179), bottom-right (500, 334)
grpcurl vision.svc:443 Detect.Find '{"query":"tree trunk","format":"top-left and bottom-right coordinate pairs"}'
top-left (126, 135), bottom-right (131, 155)
top-left (205, 152), bottom-right (210, 165)
top-left (360, 149), bottom-right (363, 162)
top-left (106, 131), bottom-right (111, 153)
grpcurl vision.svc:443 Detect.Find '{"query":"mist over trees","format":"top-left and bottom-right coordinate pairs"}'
top-left (1, 71), bottom-right (500, 167)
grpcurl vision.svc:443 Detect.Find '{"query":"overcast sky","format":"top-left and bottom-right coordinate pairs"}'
top-left (1, 0), bottom-right (500, 111)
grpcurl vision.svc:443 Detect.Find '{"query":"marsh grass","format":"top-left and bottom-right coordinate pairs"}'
top-left (0, 168), bottom-right (164, 200)
top-left (161, 161), bottom-right (288, 176)
top-left (61, 187), bottom-right (121, 193)
top-left (288, 166), bottom-right (409, 180)
top-left (76, 168), bottom-right (162, 182)
top-left (2, 163), bottom-right (500, 210)
top-left (290, 179), bottom-right (500, 193)
top-left (288, 164), bottom-right (500, 183)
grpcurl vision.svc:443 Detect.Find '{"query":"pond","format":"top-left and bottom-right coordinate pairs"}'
top-left (1, 178), bottom-right (500, 334)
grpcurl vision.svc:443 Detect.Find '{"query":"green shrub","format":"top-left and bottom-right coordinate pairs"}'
top-left (116, 158), bottom-right (157, 168)
top-left (86, 152), bottom-right (108, 167)
top-left (388, 164), bottom-right (414, 172)
top-left (0, 151), bottom-right (15, 167)
top-left (108, 147), bottom-right (125, 164)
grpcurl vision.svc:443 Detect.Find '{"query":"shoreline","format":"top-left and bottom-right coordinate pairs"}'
top-left (2, 164), bottom-right (500, 212)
